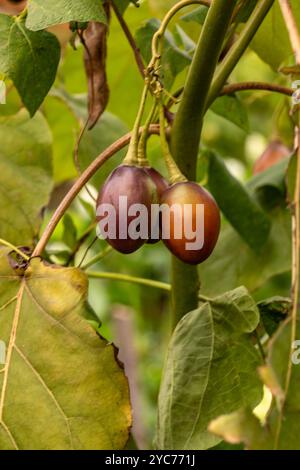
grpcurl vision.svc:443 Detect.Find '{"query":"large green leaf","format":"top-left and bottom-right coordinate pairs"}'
top-left (0, 110), bottom-right (53, 246)
top-left (0, 248), bottom-right (131, 449)
top-left (200, 207), bottom-right (291, 297)
top-left (210, 95), bottom-right (249, 132)
top-left (251, 1), bottom-right (300, 70)
top-left (0, 15), bottom-right (60, 116)
top-left (135, 18), bottom-right (191, 89)
top-left (26, 0), bottom-right (107, 31)
top-left (156, 287), bottom-right (262, 450)
top-left (209, 318), bottom-right (300, 450)
top-left (207, 152), bottom-right (271, 250)
top-left (50, 90), bottom-right (129, 188)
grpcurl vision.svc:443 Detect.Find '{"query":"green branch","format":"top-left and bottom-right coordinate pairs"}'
top-left (207, 0), bottom-right (275, 106)
top-left (170, 0), bottom-right (237, 326)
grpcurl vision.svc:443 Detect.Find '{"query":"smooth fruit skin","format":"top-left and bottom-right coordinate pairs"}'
top-left (96, 165), bottom-right (157, 254)
top-left (253, 140), bottom-right (290, 174)
top-left (161, 182), bottom-right (220, 265)
top-left (144, 167), bottom-right (169, 199)
top-left (144, 167), bottom-right (169, 245)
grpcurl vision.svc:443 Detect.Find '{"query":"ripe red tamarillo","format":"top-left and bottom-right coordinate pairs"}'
top-left (160, 182), bottom-right (221, 265)
top-left (96, 165), bottom-right (158, 253)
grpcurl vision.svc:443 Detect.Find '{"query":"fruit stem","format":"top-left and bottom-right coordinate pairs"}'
top-left (32, 125), bottom-right (161, 258)
top-left (123, 84), bottom-right (149, 166)
top-left (137, 100), bottom-right (158, 166)
top-left (159, 104), bottom-right (186, 184)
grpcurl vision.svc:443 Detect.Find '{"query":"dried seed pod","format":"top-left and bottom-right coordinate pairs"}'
top-left (83, 2), bottom-right (110, 129)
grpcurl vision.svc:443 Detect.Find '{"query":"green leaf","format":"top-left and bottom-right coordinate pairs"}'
top-left (258, 296), bottom-right (291, 336)
top-left (156, 287), bottom-right (262, 450)
top-left (51, 90), bottom-right (129, 188)
top-left (251, 1), bottom-right (300, 70)
top-left (0, 110), bottom-right (53, 246)
top-left (207, 152), bottom-right (271, 250)
top-left (210, 318), bottom-right (300, 449)
top-left (200, 207), bottom-right (291, 297)
top-left (0, 15), bottom-right (60, 116)
top-left (26, 0), bottom-right (107, 31)
top-left (135, 18), bottom-right (191, 89)
top-left (210, 95), bottom-right (249, 132)
top-left (209, 408), bottom-right (272, 449)
top-left (247, 158), bottom-right (290, 209)
top-left (0, 249), bottom-right (131, 449)
top-left (62, 214), bottom-right (77, 250)
top-left (180, 5), bottom-right (208, 24)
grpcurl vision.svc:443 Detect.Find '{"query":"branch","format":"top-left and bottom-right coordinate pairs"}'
top-left (110, 0), bottom-right (145, 78)
top-left (87, 270), bottom-right (211, 301)
top-left (221, 81), bottom-right (293, 97)
top-left (207, 0), bottom-right (275, 107)
top-left (279, 0), bottom-right (300, 64)
top-left (170, 0), bottom-right (237, 326)
top-left (32, 124), bottom-right (160, 258)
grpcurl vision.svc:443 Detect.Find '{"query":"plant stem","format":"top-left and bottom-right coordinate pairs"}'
top-left (87, 270), bottom-right (212, 302)
top-left (159, 104), bottom-right (186, 184)
top-left (32, 124), bottom-right (160, 258)
top-left (273, 2), bottom-right (300, 449)
top-left (279, 0), bottom-right (300, 64)
top-left (81, 245), bottom-right (113, 270)
top-left (221, 82), bottom-right (293, 97)
top-left (110, 0), bottom-right (145, 78)
top-left (170, 0), bottom-right (237, 326)
top-left (207, 0), bottom-right (275, 107)
top-left (123, 85), bottom-right (149, 165)
top-left (150, 0), bottom-right (211, 65)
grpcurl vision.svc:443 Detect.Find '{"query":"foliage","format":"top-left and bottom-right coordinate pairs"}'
top-left (0, 0), bottom-right (298, 451)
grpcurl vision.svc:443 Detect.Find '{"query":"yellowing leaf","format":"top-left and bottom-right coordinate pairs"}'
top-left (0, 248), bottom-right (131, 450)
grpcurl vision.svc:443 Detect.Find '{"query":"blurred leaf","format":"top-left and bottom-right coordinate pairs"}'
top-left (251, 1), bottom-right (300, 70)
top-left (200, 207), bottom-right (291, 297)
top-left (258, 296), bottom-right (291, 336)
top-left (286, 152), bottom-right (298, 204)
top-left (180, 5), bottom-right (208, 24)
top-left (50, 89), bottom-right (129, 188)
top-left (209, 408), bottom-right (272, 449)
top-left (207, 152), bottom-right (271, 250)
top-left (62, 214), bottom-right (77, 250)
top-left (174, 25), bottom-right (195, 54)
top-left (248, 157), bottom-right (290, 209)
top-left (135, 18), bottom-right (191, 89)
top-left (0, 249), bottom-right (131, 449)
top-left (43, 96), bottom-right (79, 183)
top-left (234, 0), bottom-right (257, 23)
top-left (156, 287), bottom-right (262, 450)
top-left (0, 15), bottom-right (60, 116)
top-left (210, 318), bottom-right (300, 449)
top-left (0, 109), bottom-right (53, 246)
top-left (210, 94), bottom-right (249, 132)
top-left (26, 0), bottom-right (107, 31)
